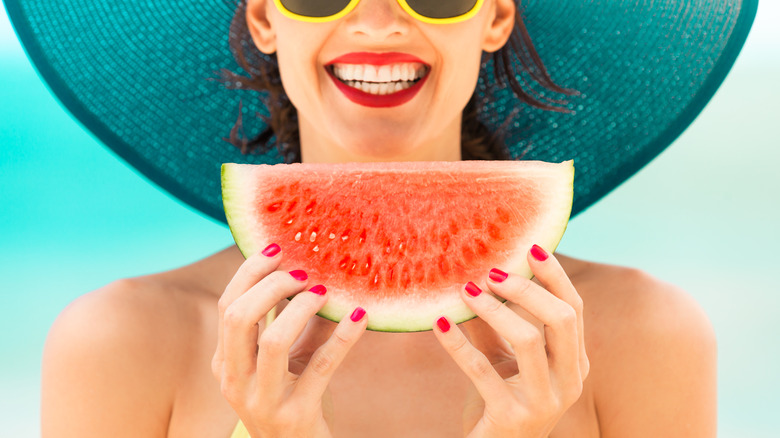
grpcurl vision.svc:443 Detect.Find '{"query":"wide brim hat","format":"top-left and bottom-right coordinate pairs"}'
top-left (4, 0), bottom-right (757, 223)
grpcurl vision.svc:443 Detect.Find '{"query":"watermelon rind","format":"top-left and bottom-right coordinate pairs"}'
top-left (222, 161), bottom-right (574, 332)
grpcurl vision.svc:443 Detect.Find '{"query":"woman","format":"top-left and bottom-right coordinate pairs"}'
top-left (4, 0), bottom-right (754, 436)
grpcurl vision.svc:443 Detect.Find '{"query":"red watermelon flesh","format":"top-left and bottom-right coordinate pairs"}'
top-left (222, 160), bottom-right (573, 332)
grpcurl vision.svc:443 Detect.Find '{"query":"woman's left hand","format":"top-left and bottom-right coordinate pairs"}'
top-left (433, 245), bottom-right (589, 438)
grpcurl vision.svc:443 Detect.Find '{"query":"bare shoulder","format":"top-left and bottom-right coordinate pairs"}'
top-left (558, 254), bottom-right (717, 437)
top-left (564, 255), bottom-right (714, 342)
top-left (41, 259), bottom-right (223, 437)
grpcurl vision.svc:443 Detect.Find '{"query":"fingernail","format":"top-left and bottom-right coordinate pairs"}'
top-left (350, 307), bottom-right (366, 322)
top-left (436, 317), bottom-right (451, 333)
top-left (289, 270), bottom-right (308, 281)
top-left (530, 244), bottom-right (549, 262)
top-left (262, 243), bottom-right (281, 257)
top-left (488, 268), bottom-right (508, 283)
top-left (465, 281), bottom-right (482, 297)
top-left (309, 284), bottom-right (327, 296)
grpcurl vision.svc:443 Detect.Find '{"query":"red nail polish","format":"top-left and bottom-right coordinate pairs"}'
top-left (465, 281), bottom-right (482, 297)
top-left (262, 243), bottom-right (281, 257)
top-left (309, 284), bottom-right (327, 295)
top-left (436, 317), bottom-right (450, 333)
top-left (350, 307), bottom-right (366, 322)
top-left (289, 270), bottom-right (308, 281)
top-left (489, 268), bottom-right (508, 283)
top-left (530, 244), bottom-right (549, 262)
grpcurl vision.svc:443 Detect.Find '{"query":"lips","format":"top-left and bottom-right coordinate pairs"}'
top-left (325, 52), bottom-right (431, 108)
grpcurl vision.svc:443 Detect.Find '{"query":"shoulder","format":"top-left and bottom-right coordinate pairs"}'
top-left (47, 274), bottom-right (214, 357)
top-left (567, 256), bottom-right (715, 357)
top-left (559, 254), bottom-right (717, 437)
top-left (41, 271), bottom-right (218, 437)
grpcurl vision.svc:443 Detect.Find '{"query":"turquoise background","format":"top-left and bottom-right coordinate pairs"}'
top-left (1, 2), bottom-right (778, 436)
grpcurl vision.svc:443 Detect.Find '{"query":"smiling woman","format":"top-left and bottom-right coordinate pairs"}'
top-left (1, 0), bottom-right (758, 437)
top-left (221, 0), bottom-right (572, 162)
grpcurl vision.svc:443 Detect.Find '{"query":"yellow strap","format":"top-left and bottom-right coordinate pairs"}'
top-left (229, 420), bottom-right (250, 438)
top-left (265, 306), bottom-right (276, 327)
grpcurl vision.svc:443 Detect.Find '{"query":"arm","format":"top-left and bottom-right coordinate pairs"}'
top-left (592, 269), bottom-right (717, 437)
top-left (41, 279), bottom-right (178, 438)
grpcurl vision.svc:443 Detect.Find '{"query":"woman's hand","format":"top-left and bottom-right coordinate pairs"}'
top-left (434, 244), bottom-right (589, 438)
top-left (212, 243), bottom-right (368, 438)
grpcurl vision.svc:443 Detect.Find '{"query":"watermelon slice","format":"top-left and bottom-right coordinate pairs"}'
top-left (222, 160), bottom-right (573, 332)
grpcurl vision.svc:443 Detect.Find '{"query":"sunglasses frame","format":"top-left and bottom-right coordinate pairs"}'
top-left (272, 0), bottom-right (486, 25)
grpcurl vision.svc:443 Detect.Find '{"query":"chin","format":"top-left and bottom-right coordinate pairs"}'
top-left (345, 142), bottom-right (417, 161)
top-left (340, 131), bottom-right (422, 161)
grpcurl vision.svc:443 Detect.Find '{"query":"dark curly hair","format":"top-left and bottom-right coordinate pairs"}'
top-left (218, 1), bottom-right (574, 162)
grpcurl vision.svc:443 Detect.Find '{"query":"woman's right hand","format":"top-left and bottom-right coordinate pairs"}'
top-left (212, 243), bottom-right (368, 438)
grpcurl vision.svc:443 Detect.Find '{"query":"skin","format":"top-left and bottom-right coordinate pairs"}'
top-left (40, 0), bottom-right (717, 436)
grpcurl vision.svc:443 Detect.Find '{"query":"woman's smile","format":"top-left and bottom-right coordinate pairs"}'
top-left (325, 51), bottom-right (431, 107)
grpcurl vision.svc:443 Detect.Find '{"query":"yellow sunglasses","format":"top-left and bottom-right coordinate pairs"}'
top-left (272, 0), bottom-right (486, 25)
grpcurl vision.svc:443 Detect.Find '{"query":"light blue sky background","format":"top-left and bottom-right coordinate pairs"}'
top-left (1, 2), bottom-right (779, 437)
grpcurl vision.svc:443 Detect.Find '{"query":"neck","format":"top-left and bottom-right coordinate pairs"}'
top-left (298, 113), bottom-right (463, 163)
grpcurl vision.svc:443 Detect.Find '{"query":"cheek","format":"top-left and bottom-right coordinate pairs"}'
top-left (273, 29), bottom-right (326, 110)
top-left (438, 42), bottom-right (484, 109)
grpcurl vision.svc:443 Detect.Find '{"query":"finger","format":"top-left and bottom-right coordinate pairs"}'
top-left (432, 316), bottom-right (509, 402)
top-left (257, 285), bottom-right (328, 386)
top-left (461, 282), bottom-right (550, 389)
top-left (214, 243), bottom-right (282, 380)
top-left (296, 307), bottom-right (368, 402)
top-left (485, 266), bottom-right (579, 383)
top-left (223, 243), bottom-right (283, 310)
top-left (221, 269), bottom-right (309, 389)
top-left (527, 245), bottom-right (588, 378)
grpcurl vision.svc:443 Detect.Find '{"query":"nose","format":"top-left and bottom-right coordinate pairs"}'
top-left (343, 0), bottom-right (412, 41)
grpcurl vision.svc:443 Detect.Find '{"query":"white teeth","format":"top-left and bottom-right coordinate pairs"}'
top-left (332, 62), bottom-right (428, 95)
top-left (377, 65), bottom-right (392, 82)
top-left (363, 65), bottom-right (379, 82)
top-left (332, 62), bottom-right (427, 83)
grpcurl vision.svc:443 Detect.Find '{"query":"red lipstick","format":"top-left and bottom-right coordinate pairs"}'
top-left (325, 52), bottom-right (430, 108)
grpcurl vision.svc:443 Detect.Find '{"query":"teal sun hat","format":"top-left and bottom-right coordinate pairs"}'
top-left (4, 0), bottom-right (757, 223)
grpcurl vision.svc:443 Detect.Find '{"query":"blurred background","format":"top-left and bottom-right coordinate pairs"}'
top-left (1, 2), bottom-right (778, 436)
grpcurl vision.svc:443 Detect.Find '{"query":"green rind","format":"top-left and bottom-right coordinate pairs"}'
top-left (222, 163), bottom-right (259, 260)
top-left (221, 161), bottom-right (575, 332)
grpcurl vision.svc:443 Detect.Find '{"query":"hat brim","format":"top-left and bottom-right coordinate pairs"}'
top-left (3, 0), bottom-right (758, 222)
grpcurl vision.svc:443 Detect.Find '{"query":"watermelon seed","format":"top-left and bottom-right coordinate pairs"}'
top-left (329, 233), bottom-right (336, 239)
top-left (267, 201), bottom-right (283, 212)
top-left (462, 246), bottom-right (475, 263)
top-left (295, 232), bottom-right (302, 242)
top-left (350, 261), bottom-right (357, 271)
top-left (475, 239), bottom-right (489, 255)
top-left (495, 206), bottom-right (511, 223)
top-left (310, 232), bottom-right (317, 242)
top-left (286, 200), bottom-right (298, 212)
top-left (487, 223), bottom-right (501, 240)
top-left (305, 201), bottom-right (316, 214)
top-left (359, 229), bottom-right (367, 244)
top-left (401, 267), bottom-right (411, 288)
top-left (312, 245), bottom-right (320, 252)
top-left (286, 219), bottom-right (294, 225)
top-left (339, 256), bottom-right (350, 270)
